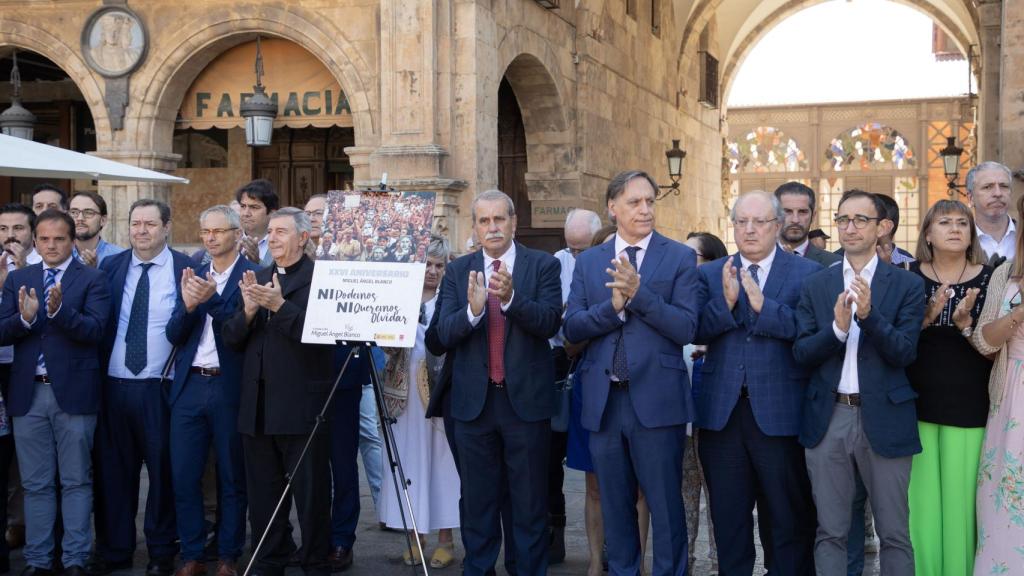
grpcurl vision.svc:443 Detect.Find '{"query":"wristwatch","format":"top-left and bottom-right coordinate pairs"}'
top-left (961, 326), bottom-right (973, 338)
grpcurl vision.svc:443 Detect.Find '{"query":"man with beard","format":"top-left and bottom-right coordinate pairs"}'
top-left (0, 203), bottom-right (41, 565)
top-left (774, 182), bottom-right (840, 267)
top-left (236, 180), bottom-right (279, 268)
top-left (69, 192), bottom-right (125, 267)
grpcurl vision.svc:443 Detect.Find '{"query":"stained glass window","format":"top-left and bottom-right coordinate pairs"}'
top-left (823, 123), bottom-right (916, 172)
top-left (727, 126), bottom-right (808, 174)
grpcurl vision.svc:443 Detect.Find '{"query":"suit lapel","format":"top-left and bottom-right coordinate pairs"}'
top-left (637, 232), bottom-right (666, 286)
top-left (505, 245), bottom-right (528, 338)
top-left (110, 254), bottom-right (131, 323)
top-left (59, 258), bottom-right (83, 293)
top-left (219, 259), bottom-right (244, 303)
top-left (859, 263), bottom-right (892, 346)
top-left (761, 248), bottom-right (787, 301)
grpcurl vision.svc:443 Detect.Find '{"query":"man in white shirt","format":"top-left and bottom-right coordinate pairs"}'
top-left (165, 206), bottom-right (256, 576)
top-left (967, 161), bottom-right (1015, 263)
top-left (547, 208), bottom-right (601, 563)
top-left (793, 190), bottom-right (925, 576)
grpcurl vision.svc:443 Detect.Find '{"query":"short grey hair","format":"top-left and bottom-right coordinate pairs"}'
top-left (471, 189), bottom-right (516, 221)
top-left (269, 207), bottom-right (312, 235)
top-left (730, 190), bottom-right (784, 223)
top-left (426, 235), bottom-right (450, 261)
top-left (966, 161), bottom-right (1013, 194)
top-left (199, 205), bottom-right (241, 229)
top-left (566, 209), bottom-right (602, 235)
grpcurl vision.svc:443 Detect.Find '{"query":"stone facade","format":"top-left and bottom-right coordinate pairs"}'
top-left (0, 0), bottom-right (1020, 247)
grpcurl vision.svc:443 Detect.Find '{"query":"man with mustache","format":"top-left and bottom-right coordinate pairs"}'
top-left (966, 162), bottom-right (1015, 264)
top-left (69, 192), bottom-right (125, 268)
top-left (774, 182), bottom-right (840, 267)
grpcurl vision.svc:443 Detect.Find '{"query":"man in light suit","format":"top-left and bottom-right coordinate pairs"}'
top-left (794, 190), bottom-right (924, 576)
top-left (436, 190), bottom-right (562, 576)
top-left (0, 209), bottom-right (109, 576)
top-left (165, 206), bottom-right (257, 576)
top-left (564, 170), bottom-right (701, 576)
top-left (696, 191), bottom-right (819, 575)
top-left (774, 182), bottom-right (840, 267)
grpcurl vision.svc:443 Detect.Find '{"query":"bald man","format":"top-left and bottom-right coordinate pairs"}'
top-left (548, 208), bottom-right (602, 562)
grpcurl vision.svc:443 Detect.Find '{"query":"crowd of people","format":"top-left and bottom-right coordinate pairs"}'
top-left (0, 161), bottom-right (1018, 576)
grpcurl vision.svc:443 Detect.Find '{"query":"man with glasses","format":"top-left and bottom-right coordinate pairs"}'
top-left (165, 206), bottom-right (254, 576)
top-left (70, 192), bottom-right (125, 267)
top-left (695, 191), bottom-right (819, 575)
top-left (794, 190), bottom-right (924, 576)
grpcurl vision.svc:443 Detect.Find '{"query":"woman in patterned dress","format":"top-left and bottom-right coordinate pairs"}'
top-left (970, 194), bottom-right (1024, 575)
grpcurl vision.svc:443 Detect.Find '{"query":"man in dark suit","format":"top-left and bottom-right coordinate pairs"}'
top-left (774, 182), bottom-right (840, 267)
top-left (696, 191), bottom-right (819, 575)
top-left (165, 206), bottom-right (257, 576)
top-left (564, 170), bottom-right (701, 576)
top-left (436, 190), bottom-right (561, 576)
top-left (0, 209), bottom-right (109, 576)
top-left (794, 190), bottom-right (924, 576)
top-left (222, 207), bottom-right (333, 576)
top-left (91, 199), bottom-right (191, 576)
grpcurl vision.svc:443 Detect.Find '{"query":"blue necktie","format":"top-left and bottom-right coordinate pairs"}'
top-left (125, 262), bottom-right (154, 376)
top-left (748, 264), bottom-right (760, 287)
top-left (37, 268), bottom-right (58, 374)
top-left (611, 246), bottom-right (640, 381)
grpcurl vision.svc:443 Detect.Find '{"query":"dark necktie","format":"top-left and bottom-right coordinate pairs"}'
top-left (487, 260), bottom-right (506, 383)
top-left (748, 264), bottom-right (760, 287)
top-left (37, 268), bottom-right (58, 373)
top-left (611, 246), bottom-right (640, 381)
top-left (125, 262), bottom-right (154, 376)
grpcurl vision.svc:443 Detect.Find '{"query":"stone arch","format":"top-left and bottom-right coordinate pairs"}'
top-left (718, 0), bottom-right (977, 102)
top-left (0, 19), bottom-right (111, 143)
top-left (128, 5), bottom-right (377, 157)
top-left (496, 28), bottom-right (576, 193)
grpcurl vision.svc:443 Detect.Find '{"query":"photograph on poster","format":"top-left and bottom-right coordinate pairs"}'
top-left (302, 190), bottom-right (437, 347)
top-left (316, 191), bottom-right (435, 263)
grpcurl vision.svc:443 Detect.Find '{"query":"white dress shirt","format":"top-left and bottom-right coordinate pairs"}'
top-left (977, 217), bottom-right (1016, 261)
top-left (468, 243), bottom-right (516, 326)
top-left (832, 254), bottom-right (879, 394)
top-left (26, 256), bottom-right (74, 376)
top-left (549, 248), bottom-right (576, 348)
top-left (792, 239), bottom-right (810, 258)
top-left (192, 255), bottom-right (240, 369)
top-left (739, 246), bottom-right (777, 291)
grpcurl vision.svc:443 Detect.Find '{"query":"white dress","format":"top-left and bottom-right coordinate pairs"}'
top-left (378, 296), bottom-right (461, 532)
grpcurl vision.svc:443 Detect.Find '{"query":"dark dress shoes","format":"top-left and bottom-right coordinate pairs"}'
top-left (84, 557), bottom-right (131, 576)
top-left (172, 561), bottom-right (205, 576)
top-left (213, 561), bottom-right (236, 576)
top-left (328, 547), bottom-right (353, 573)
top-left (145, 557), bottom-right (175, 576)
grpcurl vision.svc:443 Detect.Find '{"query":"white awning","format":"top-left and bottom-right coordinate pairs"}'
top-left (0, 133), bottom-right (189, 184)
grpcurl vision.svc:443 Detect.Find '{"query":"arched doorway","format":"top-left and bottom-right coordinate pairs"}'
top-left (170, 37), bottom-right (359, 240)
top-left (0, 49), bottom-right (97, 204)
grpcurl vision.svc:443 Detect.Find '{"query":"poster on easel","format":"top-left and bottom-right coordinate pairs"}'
top-left (301, 189), bottom-right (436, 347)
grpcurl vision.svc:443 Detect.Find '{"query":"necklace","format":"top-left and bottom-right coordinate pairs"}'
top-left (930, 259), bottom-right (968, 299)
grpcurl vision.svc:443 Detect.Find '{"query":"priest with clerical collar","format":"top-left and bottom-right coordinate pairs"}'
top-left (222, 207), bottom-right (334, 576)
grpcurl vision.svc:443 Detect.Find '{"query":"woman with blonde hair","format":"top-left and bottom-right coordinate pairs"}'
top-left (969, 193), bottom-right (1024, 575)
top-left (906, 200), bottom-right (991, 575)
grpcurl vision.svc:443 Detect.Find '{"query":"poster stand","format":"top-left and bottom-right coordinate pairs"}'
top-left (242, 340), bottom-right (430, 576)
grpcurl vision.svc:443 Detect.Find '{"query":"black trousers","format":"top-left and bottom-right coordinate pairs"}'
top-left (547, 347), bottom-right (571, 520)
top-left (243, 431), bottom-right (331, 576)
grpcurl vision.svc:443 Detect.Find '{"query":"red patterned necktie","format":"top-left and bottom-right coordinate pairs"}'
top-left (487, 259), bottom-right (506, 383)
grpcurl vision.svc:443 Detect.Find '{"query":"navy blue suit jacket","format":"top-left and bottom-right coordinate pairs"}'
top-left (99, 247), bottom-right (192, 375)
top-left (436, 243), bottom-right (562, 423)
top-left (0, 258), bottom-right (110, 416)
top-left (793, 260), bottom-right (925, 458)
top-left (563, 232), bottom-right (701, 431)
top-left (695, 249), bottom-right (822, 436)
top-left (164, 257), bottom-right (258, 406)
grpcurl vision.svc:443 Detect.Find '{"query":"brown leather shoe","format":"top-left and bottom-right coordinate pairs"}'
top-left (213, 561), bottom-right (236, 576)
top-left (5, 526), bottom-right (24, 550)
top-left (172, 562), bottom-right (205, 576)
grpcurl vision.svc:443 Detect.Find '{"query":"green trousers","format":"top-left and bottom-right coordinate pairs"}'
top-left (908, 421), bottom-right (985, 576)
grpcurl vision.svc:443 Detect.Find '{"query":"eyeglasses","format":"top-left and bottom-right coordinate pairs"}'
top-left (69, 209), bottom-right (101, 219)
top-left (199, 227), bottom-right (238, 237)
top-left (732, 218), bottom-right (778, 229)
top-left (834, 215), bottom-right (881, 230)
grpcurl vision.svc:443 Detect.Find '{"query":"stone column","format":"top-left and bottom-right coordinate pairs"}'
top-left (93, 149), bottom-right (181, 246)
top-left (369, 0), bottom-right (469, 245)
top-left (977, 0), bottom-right (1002, 163)
top-left (1000, 0), bottom-right (1024, 176)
